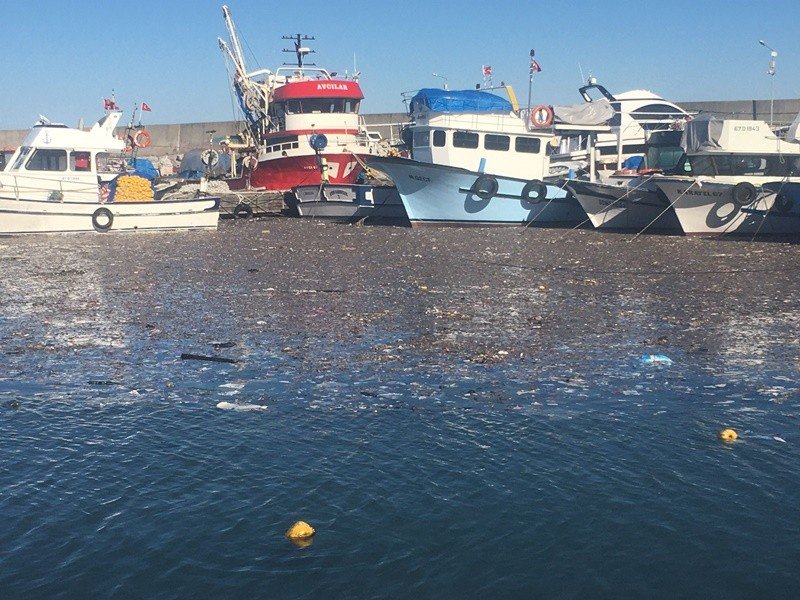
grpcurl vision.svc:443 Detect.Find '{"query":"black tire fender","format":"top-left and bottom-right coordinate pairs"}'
top-left (470, 175), bottom-right (499, 200)
top-left (732, 182), bottom-right (757, 206)
top-left (520, 180), bottom-right (548, 203)
top-left (91, 207), bottom-right (113, 232)
top-left (233, 203), bottom-right (253, 219)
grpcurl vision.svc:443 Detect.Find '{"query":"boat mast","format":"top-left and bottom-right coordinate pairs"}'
top-left (282, 34), bottom-right (315, 73)
top-left (221, 5), bottom-right (248, 77)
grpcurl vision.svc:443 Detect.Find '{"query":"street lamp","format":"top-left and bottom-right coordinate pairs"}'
top-left (432, 72), bottom-right (448, 90)
top-left (759, 39), bottom-right (778, 127)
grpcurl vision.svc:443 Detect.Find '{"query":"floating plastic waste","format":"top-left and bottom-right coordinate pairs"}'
top-left (640, 354), bottom-right (673, 366)
top-left (285, 521), bottom-right (315, 540)
top-left (215, 401), bottom-right (267, 412)
top-left (719, 428), bottom-right (738, 442)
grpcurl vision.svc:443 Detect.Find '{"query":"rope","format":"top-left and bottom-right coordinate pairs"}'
top-left (631, 179), bottom-right (699, 241)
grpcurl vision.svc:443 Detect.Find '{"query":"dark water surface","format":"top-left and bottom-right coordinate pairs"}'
top-left (1, 221), bottom-right (799, 598)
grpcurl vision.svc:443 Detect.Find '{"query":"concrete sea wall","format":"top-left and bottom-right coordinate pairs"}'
top-left (1, 102), bottom-right (798, 155)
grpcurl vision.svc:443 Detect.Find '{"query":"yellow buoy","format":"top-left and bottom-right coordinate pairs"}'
top-left (719, 428), bottom-right (738, 442)
top-left (285, 521), bottom-right (315, 540)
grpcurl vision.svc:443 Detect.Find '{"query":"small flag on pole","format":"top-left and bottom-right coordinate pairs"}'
top-left (103, 97), bottom-right (118, 110)
top-left (530, 59), bottom-right (542, 73)
top-left (141, 102), bottom-right (152, 112)
top-left (482, 65), bottom-right (492, 77)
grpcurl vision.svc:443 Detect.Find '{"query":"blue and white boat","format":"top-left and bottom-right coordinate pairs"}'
top-left (367, 87), bottom-right (586, 227)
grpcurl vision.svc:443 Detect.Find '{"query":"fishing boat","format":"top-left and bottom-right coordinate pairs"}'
top-left (218, 5), bottom-right (373, 192)
top-left (653, 114), bottom-right (800, 237)
top-left (367, 87), bottom-right (584, 227)
top-left (287, 183), bottom-right (406, 221)
top-left (565, 130), bottom-right (684, 233)
top-left (0, 111), bottom-right (219, 234)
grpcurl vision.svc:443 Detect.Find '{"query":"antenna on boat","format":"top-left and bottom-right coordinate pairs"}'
top-left (432, 73), bottom-right (448, 90)
top-left (283, 34), bottom-right (315, 68)
top-left (578, 63), bottom-right (586, 84)
top-left (759, 39), bottom-right (778, 127)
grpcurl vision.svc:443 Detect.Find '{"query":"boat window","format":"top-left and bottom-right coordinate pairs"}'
top-left (484, 134), bottom-right (510, 151)
top-left (11, 147), bottom-right (32, 170)
top-left (413, 130), bottom-right (430, 148)
top-left (631, 104), bottom-right (685, 121)
top-left (26, 149), bottom-right (67, 171)
top-left (284, 98), bottom-right (358, 114)
top-left (432, 130), bottom-right (446, 147)
top-left (70, 151), bottom-right (92, 172)
top-left (515, 137), bottom-right (541, 153)
top-left (687, 155), bottom-right (716, 176)
top-left (645, 146), bottom-right (683, 171)
top-left (453, 131), bottom-right (479, 149)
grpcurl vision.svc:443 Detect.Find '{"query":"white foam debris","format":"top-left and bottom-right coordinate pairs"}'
top-left (216, 401), bottom-right (267, 412)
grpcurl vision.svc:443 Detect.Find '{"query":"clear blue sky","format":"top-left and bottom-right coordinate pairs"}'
top-left (1, 0), bottom-right (798, 129)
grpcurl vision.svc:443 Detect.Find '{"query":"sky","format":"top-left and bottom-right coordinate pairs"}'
top-left (1, 0), bottom-right (798, 129)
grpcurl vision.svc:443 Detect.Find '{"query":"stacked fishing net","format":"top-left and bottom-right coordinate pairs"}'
top-left (114, 175), bottom-right (154, 202)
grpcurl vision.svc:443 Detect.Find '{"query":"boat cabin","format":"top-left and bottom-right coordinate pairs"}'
top-left (0, 112), bottom-right (126, 201)
top-left (407, 88), bottom-right (552, 180)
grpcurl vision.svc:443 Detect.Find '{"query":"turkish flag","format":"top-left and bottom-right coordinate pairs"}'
top-left (141, 102), bottom-right (152, 112)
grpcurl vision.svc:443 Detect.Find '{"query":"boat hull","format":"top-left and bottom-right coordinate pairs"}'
top-left (228, 153), bottom-right (363, 191)
top-left (289, 184), bottom-right (406, 221)
top-left (366, 156), bottom-right (586, 228)
top-left (566, 178), bottom-right (682, 233)
top-left (654, 178), bottom-right (800, 237)
top-left (0, 195), bottom-right (220, 234)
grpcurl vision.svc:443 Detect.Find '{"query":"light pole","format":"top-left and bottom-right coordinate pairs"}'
top-left (432, 73), bottom-right (448, 91)
top-left (759, 39), bottom-right (778, 127)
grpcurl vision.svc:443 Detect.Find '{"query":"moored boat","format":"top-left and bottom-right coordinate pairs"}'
top-left (288, 183), bottom-right (406, 221)
top-left (565, 130), bottom-right (684, 233)
top-left (0, 111), bottom-right (219, 235)
top-left (653, 114), bottom-right (800, 237)
top-left (367, 87), bottom-right (584, 227)
top-left (218, 5), bottom-right (372, 192)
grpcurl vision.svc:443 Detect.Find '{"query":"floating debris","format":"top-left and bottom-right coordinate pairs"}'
top-left (640, 354), bottom-right (673, 366)
top-left (285, 521), bottom-right (315, 541)
top-left (181, 353), bottom-right (238, 364)
top-left (719, 428), bottom-right (738, 442)
top-left (216, 401), bottom-right (267, 412)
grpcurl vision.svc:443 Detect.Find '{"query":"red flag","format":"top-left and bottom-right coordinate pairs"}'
top-left (482, 65), bottom-right (492, 77)
top-left (103, 98), bottom-right (118, 110)
top-left (530, 59), bottom-right (542, 73)
top-left (141, 102), bottom-right (152, 112)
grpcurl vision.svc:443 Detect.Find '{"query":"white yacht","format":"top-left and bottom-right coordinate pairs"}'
top-left (654, 114), bottom-right (800, 236)
top-left (549, 80), bottom-right (689, 177)
top-left (0, 111), bottom-right (219, 234)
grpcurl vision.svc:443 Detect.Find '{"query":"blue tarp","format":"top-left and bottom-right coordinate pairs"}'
top-left (409, 88), bottom-right (513, 114)
top-left (128, 158), bottom-right (159, 180)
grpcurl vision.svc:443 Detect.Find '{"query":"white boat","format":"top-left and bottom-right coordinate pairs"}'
top-left (367, 87), bottom-right (584, 227)
top-left (653, 114), bottom-right (800, 237)
top-left (288, 183), bottom-right (406, 221)
top-left (565, 130), bottom-right (684, 232)
top-left (0, 111), bottom-right (219, 235)
top-left (548, 79), bottom-right (690, 177)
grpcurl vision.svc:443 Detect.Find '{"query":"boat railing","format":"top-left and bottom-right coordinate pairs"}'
top-left (2, 172), bottom-right (103, 201)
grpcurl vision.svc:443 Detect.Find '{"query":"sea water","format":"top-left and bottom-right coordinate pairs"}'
top-left (1, 228), bottom-right (799, 598)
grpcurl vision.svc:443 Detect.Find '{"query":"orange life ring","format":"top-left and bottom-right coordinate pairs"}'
top-left (530, 104), bottom-right (554, 129)
top-left (133, 130), bottom-right (151, 149)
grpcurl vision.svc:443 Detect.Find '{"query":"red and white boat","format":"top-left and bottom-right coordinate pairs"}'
top-left (218, 5), bottom-right (370, 191)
